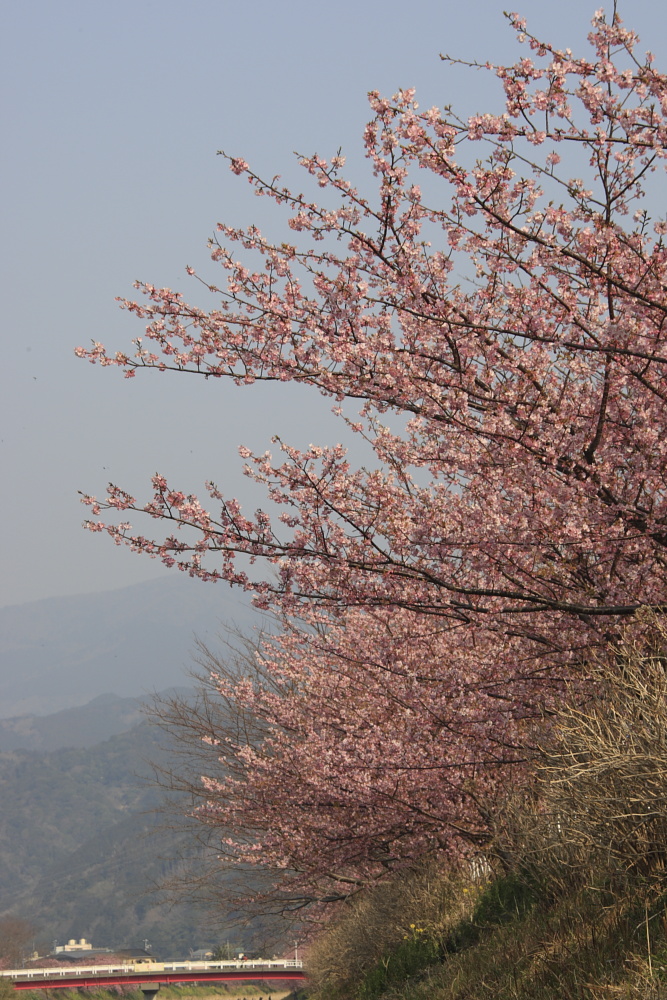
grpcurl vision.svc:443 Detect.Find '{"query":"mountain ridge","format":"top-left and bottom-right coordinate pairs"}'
top-left (0, 576), bottom-right (258, 717)
top-left (0, 689), bottom-right (194, 752)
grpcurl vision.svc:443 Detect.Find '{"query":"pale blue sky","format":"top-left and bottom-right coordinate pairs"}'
top-left (2, 0), bottom-right (666, 608)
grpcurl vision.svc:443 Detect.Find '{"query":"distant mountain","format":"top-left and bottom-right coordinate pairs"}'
top-left (0, 717), bottom-right (283, 958)
top-left (0, 689), bottom-right (194, 752)
top-left (0, 579), bottom-right (287, 957)
top-left (0, 693), bottom-right (141, 751)
top-left (0, 576), bottom-right (259, 717)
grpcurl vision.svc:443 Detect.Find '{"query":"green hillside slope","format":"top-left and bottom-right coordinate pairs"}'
top-left (0, 721), bottom-right (272, 957)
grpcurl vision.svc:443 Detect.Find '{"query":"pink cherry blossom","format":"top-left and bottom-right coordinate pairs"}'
top-left (78, 10), bottom-right (667, 907)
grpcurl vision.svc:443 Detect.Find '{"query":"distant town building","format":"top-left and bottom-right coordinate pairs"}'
top-left (46, 941), bottom-right (160, 965)
top-left (113, 949), bottom-right (157, 964)
top-left (54, 938), bottom-right (93, 953)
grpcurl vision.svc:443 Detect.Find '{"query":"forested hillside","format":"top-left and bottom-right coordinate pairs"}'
top-left (0, 715), bottom-right (270, 958)
top-left (0, 694), bottom-right (145, 752)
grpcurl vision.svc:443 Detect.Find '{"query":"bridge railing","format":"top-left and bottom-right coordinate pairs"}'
top-left (0, 959), bottom-right (304, 980)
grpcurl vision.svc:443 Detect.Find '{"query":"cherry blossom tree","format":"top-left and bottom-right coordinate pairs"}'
top-left (0, 917), bottom-right (35, 970)
top-left (80, 10), bottom-right (667, 907)
top-left (155, 607), bottom-right (534, 914)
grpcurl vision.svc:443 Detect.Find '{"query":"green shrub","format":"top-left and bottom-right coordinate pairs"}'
top-left (470, 872), bottom-right (539, 928)
top-left (357, 928), bottom-right (441, 1000)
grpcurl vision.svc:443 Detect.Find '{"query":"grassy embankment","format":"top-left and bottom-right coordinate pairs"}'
top-left (310, 870), bottom-right (667, 1000)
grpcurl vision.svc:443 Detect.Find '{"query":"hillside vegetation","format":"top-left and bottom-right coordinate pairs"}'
top-left (0, 719), bottom-right (212, 956)
top-left (0, 694), bottom-right (146, 752)
top-left (0, 712), bottom-right (280, 958)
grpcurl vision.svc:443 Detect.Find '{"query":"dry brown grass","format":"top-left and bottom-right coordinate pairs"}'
top-left (491, 611), bottom-right (667, 905)
top-left (382, 889), bottom-right (667, 1000)
top-left (306, 861), bottom-right (482, 999)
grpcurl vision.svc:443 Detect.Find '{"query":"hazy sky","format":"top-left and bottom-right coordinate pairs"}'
top-left (2, 0), bottom-right (666, 609)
